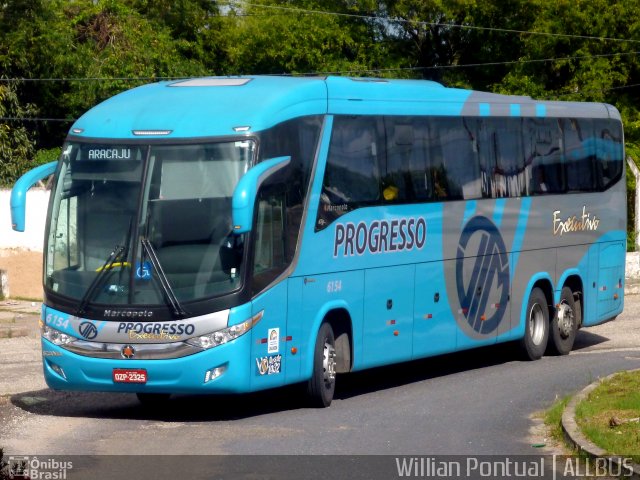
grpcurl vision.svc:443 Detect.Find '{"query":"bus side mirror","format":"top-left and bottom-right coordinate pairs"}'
top-left (11, 161), bottom-right (57, 232)
top-left (232, 156), bottom-right (291, 234)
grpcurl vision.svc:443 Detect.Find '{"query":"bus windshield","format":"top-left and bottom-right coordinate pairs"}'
top-left (45, 140), bottom-right (254, 308)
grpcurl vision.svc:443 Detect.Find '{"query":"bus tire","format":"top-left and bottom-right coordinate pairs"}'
top-left (520, 287), bottom-right (549, 360)
top-left (547, 286), bottom-right (577, 355)
top-left (136, 392), bottom-right (171, 406)
top-left (307, 322), bottom-right (337, 408)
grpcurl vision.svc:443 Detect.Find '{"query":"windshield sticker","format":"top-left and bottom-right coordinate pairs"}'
top-left (333, 217), bottom-right (427, 258)
top-left (256, 354), bottom-right (282, 375)
top-left (135, 261), bottom-right (152, 281)
top-left (267, 328), bottom-right (279, 354)
top-left (553, 206), bottom-right (600, 236)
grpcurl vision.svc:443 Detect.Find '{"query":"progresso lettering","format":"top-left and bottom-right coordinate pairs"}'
top-left (87, 148), bottom-right (131, 160)
top-left (333, 217), bottom-right (427, 257)
top-left (116, 322), bottom-right (195, 336)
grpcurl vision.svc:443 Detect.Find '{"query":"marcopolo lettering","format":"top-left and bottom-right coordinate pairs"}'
top-left (103, 309), bottom-right (153, 318)
top-left (116, 322), bottom-right (195, 336)
top-left (333, 217), bottom-right (427, 257)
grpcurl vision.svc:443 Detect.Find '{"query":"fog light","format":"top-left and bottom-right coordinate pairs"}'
top-left (204, 365), bottom-right (227, 383)
top-left (49, 362), bottom-right (67, 380)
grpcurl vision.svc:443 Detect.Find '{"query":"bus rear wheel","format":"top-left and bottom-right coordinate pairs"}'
top-left (307, 322), bottom-right (337, 408)
top-left (547, 286), bottom-right (577, 355)
top-left (520, 287), bottom-right (549, 360)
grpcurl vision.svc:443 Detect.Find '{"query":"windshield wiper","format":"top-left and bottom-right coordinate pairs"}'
top-left (140, 238), bottom-right (187, 318)
top-left (76, 245), bottom-right (126, 317)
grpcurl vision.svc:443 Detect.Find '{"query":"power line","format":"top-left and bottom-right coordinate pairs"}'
top-left (223, 0), bottom-right (640, 45)
top-left (1, 50), bottom-right (638, 82)
top-left (553, 83), bottom-right (640, 98)
top-left (0, 117), bottom-right (74, 122)
top-left (310, 51), bottom-right (640, 76)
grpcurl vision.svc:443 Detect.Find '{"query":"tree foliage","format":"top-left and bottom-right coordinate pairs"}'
top-left (1, 0), bottom-right (640, 176)
top-left (0, 82), bottom-right (35, 186)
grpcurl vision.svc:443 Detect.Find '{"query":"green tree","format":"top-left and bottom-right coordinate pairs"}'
top-left (221, 0), bottom-right (387, 75)
top-left (0, 82), bottom-right (35, 187)
top-left (0, 0), bottom-right (208, 149)
top-left (382, 0), bottom-right (539, 85)
top-left (497, 0), bottom-right (640, 139)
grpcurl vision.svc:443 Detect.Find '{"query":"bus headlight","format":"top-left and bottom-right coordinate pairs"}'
top-left (42, 325), bottom-right (77, 346)
top-left (186, 310), bottom-right (263, 350)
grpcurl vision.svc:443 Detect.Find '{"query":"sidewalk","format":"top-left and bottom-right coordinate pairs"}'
top-left (0, 300), bottom-right (41, 339)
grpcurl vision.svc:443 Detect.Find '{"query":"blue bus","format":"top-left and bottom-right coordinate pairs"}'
top-left (12, 76), bottom-right (625, 407)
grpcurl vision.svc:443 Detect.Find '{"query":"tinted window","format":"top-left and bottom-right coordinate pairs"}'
top-left (562, 118), bottom-right (596, 192)
top-left (430, 117), bottom-right (478, 200)
top-left (524, 118), bottom-right (564, 195)
top-left (594, 119), bottom-right (624, 190)
top-left (259, 115), bottom-right (322, 262)
top-left (317, 116), bottom-right (382, 229)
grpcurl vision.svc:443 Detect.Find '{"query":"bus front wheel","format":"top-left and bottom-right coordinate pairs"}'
top-left (520, 287), bottom-right (549, 360)
top-left (547, 286), bottom-right (577, 355)
top-left (307, 322), bottom-right (337, 407)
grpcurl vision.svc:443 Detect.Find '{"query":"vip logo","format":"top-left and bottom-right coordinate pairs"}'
top-left (78, 321), bottom-right (99, 340)
top-left (456, 216), bottom-right (509, 335)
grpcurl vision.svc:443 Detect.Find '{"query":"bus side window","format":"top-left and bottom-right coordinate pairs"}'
top-left (252, 187), bottom-right (287, 294)
top-left (524, 118), bottom-right (563, 195)
top-left (316, 116), bottom-right (382, 230)
top-left (562, 118), bottom-right (596, 192)
top-left (595, 119), bottom-right (623, 190)
top-left (493, 118), bottom-right (526, 198)
top-left (51, 194), bottom-right (79, 271)
top-left (384, 119), bottom-right (415, 203)
top-left (444, 118), bottom-right (481, 200)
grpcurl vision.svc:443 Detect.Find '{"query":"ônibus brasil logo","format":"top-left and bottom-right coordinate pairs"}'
top-left (455, 216), bottom-right (509, 336)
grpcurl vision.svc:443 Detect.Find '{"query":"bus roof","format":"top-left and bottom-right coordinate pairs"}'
top-left (69, 75), bottom-right (620, 140)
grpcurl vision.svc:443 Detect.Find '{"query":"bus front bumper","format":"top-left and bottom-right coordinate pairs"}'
top-left (41, 334), bottom-right (252, 395)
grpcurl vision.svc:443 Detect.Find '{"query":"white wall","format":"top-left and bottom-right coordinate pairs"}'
top-left (0, 188), bottom-right (50, 252)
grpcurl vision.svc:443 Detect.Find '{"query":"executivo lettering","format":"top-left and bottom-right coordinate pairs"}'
top-left (553, 206), bottom-right (600, 236)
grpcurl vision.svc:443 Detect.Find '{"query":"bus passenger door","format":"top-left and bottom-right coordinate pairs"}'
top-left (413, 261), bottom-right (457, 358)
top-left (362, 265), bottom-right (414, 367)
top-left (250, 282), bottom-right (287, 390)
top-left (249, 190), bottom-right (289, 390)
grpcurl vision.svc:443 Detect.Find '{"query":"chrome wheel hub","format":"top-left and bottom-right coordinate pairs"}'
top-left (323, 341), bottom-right (336, 384)
top-left (529, 303), bottom-right (545, 345)
top-left (556, 301), bottom-right (574, 338)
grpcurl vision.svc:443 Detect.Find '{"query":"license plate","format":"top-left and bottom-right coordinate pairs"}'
top-left (113, 369), bottom-right (147, 384)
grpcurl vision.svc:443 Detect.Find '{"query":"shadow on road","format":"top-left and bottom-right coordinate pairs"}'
top-left (10, 341), bottom-right (528, 422)
top-left (572, 330), bottom-right (610, 351)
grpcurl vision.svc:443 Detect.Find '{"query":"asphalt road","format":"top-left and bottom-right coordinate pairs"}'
top-left (0, 297), bottom-right (638, 462)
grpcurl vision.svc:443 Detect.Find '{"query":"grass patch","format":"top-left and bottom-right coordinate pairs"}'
top-left (544, 395), bottom-right (572, 444)
top-left (575, 370), bottom-right (640, 463)
top-left (10, 296), bottom-right (42, 303)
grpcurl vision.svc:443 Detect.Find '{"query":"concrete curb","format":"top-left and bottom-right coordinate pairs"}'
top-left (561, 369), bottom-right (640, 479)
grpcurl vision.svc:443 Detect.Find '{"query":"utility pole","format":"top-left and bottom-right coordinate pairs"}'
top-left (627, 156), bottom-right (640, 252)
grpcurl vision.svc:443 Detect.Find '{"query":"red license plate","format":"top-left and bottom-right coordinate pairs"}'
top-left (113, 369), bottom-right (147, 384)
